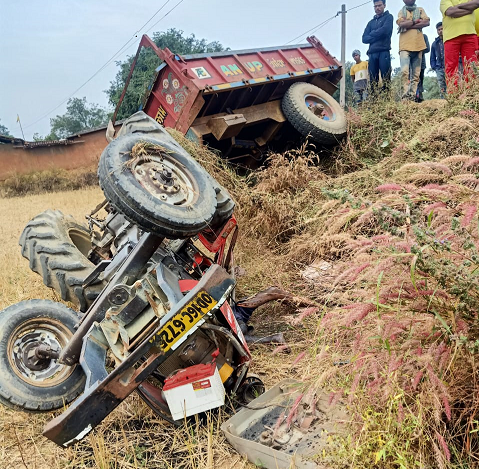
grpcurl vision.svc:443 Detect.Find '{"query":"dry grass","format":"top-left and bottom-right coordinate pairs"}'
top-left (0, 167), bottom-right (99, 198)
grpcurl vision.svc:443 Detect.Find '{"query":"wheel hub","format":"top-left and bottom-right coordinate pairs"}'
top-left (8, 319), bottom-right (74, 386)
top-left (132, 155), bottom-right (196, 206)
top-left (22, 342), bottom-right (57, 371)
top-left (304, 94), bottom-right (336, 122)
top-left (148, 166), bottom-right (180, 194)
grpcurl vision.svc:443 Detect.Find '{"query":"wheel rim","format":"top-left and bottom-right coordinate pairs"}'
top-left (304, 94), bottom-right (336, 122)
top-left (240, 376), bottom-right (265, 404)
top-left (132, 154), bottom-right (198, 206)
top-left (7, 318), bottom-right (75, 387)
top-left (68, 228), bottom-right (91, 257)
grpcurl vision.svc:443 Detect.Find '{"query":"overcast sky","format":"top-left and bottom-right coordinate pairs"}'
top-left (1, 0), bottom-right (444, 140)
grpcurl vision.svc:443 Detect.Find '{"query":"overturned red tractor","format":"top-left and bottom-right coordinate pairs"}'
top-left (0, 113), bottom-right (271, 447)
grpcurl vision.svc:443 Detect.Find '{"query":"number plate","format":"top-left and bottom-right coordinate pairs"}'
top-left (150, 290), bottom-right (218, 352)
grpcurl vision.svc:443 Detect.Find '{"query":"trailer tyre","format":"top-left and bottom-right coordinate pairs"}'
top-left (282, 82), bottom-right (347, 145)
top-left (0, 300), bottom-right (85, 412)
top-left (19, 210), bottom-right (105, 312)
top-left (98, 134), bottom-right (217, 238)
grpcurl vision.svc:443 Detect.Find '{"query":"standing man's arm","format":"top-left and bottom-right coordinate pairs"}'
top-left (398, 9), bottom-right (430, 30)
top-left (424, 34), bottom-right (431, 53)
top-left (430, 42), bottom-right (438, 69)
top-left (365, 14), bottom-right (393, 40)
top-left (445, 7), bottom-right (475, 17)
top-left (441, 0), bottom-right (476, 17)
top-left (456, 0), bottom-right (479, 11)
top-left (362, 21), bottom-right (374, 44)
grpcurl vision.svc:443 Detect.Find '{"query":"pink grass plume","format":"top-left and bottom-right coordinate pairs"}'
top-left (375, 183), bottom-right (403, 192)
top-left (435, 431), bottom-right (451, 462)
top-left (442, 395), bottom-right (451, 421)
top-left (461, 204), bottom-right (477, 227)
top-left (292, 351), bottom-right (306, 366)
top-left (286, 394), bottom-right (303, 429)
top-left (412, 370), bottom-right (424, 390)
top-left (291, 307), bottom-right (319, 325)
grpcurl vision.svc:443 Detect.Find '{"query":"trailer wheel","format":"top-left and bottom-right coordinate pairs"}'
top-left (19, 210), bottom-right (105, 312)
top-left (98, 134), bottom-right (217, 239)
top-left (0, 300), bottom-right (85, 412)
top-left (282, 82), bottom-right (347, 145)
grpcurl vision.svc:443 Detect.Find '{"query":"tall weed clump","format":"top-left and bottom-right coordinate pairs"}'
top-left (275, 155), bottom-right (479, 467)
top-left (169, 86), bottom-right (479, 466)
top-left (333, 79), bottom-right (479, 176)
top-left (0, 167), bottom-right (98, 197)
top-left (214, 82), bottom-right (479, 467)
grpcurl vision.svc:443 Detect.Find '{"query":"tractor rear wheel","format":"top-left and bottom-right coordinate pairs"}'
top-left (19, 210), bottom-right (105, 312)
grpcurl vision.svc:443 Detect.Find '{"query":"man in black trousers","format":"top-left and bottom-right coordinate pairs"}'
top-left (362, 0), bottom-right (394, 93)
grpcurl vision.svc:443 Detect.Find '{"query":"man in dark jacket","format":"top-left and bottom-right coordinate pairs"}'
top-left (362, 0), bottom-right (394, 92)
top-left (430, 22), bottom-right (447, 96)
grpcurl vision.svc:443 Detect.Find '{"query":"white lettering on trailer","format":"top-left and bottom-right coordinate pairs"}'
top-left (191, 67), bottom-right (211, 79)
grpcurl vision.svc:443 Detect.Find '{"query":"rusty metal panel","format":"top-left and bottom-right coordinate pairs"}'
top-left (177, 39), bottom-right (340, 89)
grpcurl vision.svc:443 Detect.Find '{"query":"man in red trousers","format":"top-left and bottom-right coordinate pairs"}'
top-left (440, 0), bottom-right (479, 82)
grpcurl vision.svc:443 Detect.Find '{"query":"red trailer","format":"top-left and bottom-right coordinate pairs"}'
top-left (112, 35), bottom-right (346, 166)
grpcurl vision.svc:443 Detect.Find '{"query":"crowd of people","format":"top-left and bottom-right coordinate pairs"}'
top-left (350, 0), bottom-right (479, 104)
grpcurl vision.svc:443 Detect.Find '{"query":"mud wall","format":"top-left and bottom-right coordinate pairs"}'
top-left (0, 128), bottom-right (114, 180)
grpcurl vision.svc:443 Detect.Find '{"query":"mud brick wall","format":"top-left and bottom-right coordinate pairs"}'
top-left (0, 126), bottom-right (120, 180)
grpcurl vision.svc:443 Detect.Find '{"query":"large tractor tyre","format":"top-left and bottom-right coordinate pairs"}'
top-left (282, 82), bottom-right (347, 145)
top-left (98, 134), bottom-right (217, 239)
top-left (0, 300), bottom-right (85, 412)
top-left (19, 210), bottom-right (105, 312)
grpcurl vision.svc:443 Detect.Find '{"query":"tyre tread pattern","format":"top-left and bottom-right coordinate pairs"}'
top-left (19, 210), bottom-right (105, 311)
top-left (282, 82), bottom-right (347, 145)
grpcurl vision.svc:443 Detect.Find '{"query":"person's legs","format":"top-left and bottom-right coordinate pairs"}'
top-left (444, 37), bottom-right (462, 86)
top-left (460, 34), bottom-right (479, 62)
top-left (459, 34), bottom-right (478, 79)
top-left (368, 52), bottom-right (380, 94)
top-left (378, 50), bottom-right (392, 90)
top-left (400, 50), bottom-right (412, 97)
top-left (409, 51), bottom-right (423, 97)
top-left (416, 67), bottom-right (425, 101)
top-left (354, 89), bottom-right (362, 105)
top-left (436, 69), bottom-right (447, 97)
